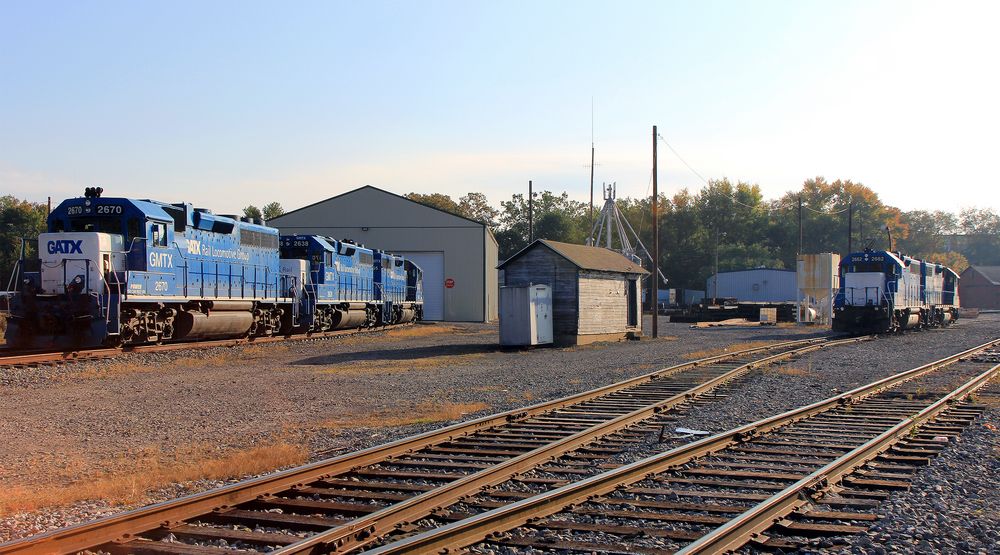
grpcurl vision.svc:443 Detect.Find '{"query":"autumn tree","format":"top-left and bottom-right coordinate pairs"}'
top-left (458, 192), bottom-right (499, 226)
top-left (924, 252), bottom-right (969, 274)
top-left (0, 196), bottom-right (48, 286)
top-left (405, 193), bottom-right (463, 216)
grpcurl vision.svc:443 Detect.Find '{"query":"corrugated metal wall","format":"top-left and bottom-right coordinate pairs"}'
top-left (706, 269), bottom-right (797, 302)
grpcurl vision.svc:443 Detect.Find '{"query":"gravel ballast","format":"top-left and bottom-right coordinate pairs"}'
top-left (0, 314), bottom-right (996, 547)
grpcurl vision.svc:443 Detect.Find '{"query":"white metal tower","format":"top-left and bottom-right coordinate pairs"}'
top-left (588, 183), bottom-right (667, 285)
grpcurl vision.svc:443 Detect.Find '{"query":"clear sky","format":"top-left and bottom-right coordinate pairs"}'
top-left (1, 1), bottom-right (997, 215)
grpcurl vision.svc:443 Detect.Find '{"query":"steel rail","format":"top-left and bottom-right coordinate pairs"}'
top-left (365, 338), bottom-right (1000, 555)
top-left (679, 360), bottom-right (1000, 554)
top-left (0, 337), bottom-right (825, 555)
top-left (273, 336), bottom-right (867, 554)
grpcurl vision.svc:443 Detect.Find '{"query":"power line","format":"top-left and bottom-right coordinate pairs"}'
top-left (656, 133), bottom-right (852, 216)
top-left (657, 133), bottom-right (760, 211)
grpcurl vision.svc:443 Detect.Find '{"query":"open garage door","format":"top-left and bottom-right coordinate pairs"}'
top-left (400, 251), bottom-right (444, 321)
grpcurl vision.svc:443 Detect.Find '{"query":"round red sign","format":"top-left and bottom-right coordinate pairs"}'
top-left (445, 278), bottom-right (455, 289)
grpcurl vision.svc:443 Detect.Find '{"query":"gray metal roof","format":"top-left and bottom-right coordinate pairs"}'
top-left (499, 239), bottom-right (649, 275)
top-left (967, 266), bottom-right (1000, 285)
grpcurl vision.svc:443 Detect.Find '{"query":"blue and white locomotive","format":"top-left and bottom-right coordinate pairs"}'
top-left (832, 249), bottom-right (959, 333)
top-left (278, 236), bottom-right (422, 332)
top-left (5, 189), bottom-right (423, 348)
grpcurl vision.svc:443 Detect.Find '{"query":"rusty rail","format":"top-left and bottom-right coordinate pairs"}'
top-left (0, 323), bottom-right (415, 368)
top-left (365, 338), bottom-right (1000, 554)
top-left (274, 336), bottom-right (866, 554)
top-left (0, 337), bottom-right (835, 555)
top-left (680, 357), bottom-right (1000, 554)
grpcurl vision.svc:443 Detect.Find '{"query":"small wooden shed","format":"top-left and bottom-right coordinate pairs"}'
top-left (498, 240), bottom-right (649, 346)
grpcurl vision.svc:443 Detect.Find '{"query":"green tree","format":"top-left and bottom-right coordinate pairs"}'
top-left (1, 196), bottom-right (48, 287)
top-left (405, 193), bottom-right (463, 216)
top-left (262, 202), bottom-right (284, 220)
top-left (898, 210), bottom-right (958, 256)
top-left (497, 191), bottom-right (587, 258)
top-left (958, 207), bottom-right (1000, 265)
top-left (242, 205), bottom-right (262, 220)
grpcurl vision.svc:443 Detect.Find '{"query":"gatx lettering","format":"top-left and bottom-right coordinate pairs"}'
top-left (47, 240), bottom-right (83, 254)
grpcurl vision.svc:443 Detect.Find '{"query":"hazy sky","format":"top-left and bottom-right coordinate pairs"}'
top-left (1, 1), bottom-right (997, 215)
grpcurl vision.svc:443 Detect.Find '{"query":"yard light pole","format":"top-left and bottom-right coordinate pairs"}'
top-left (652, 125), bottom-right (659, 339)
top-left (713, 228), bottom-right (726, 304)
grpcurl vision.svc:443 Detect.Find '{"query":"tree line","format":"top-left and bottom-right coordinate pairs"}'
top-left (408, 178), bottom-right (1000, 290)
top-left (1, 181), bottom-right (997, 292)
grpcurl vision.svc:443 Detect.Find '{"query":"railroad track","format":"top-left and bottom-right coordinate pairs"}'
top-left (367, 339), bottom-right (1000, 555)
top-left (0, 324), bottom-right (415, 369)
top-left (0, 336), bottom-right (864, 555)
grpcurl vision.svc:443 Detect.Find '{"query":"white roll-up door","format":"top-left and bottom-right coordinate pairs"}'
top-left (400, 251), bottom-right (444, 321)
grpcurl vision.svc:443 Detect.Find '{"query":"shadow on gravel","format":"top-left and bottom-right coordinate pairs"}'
top-left (293, 343), bottom-right (500, 366)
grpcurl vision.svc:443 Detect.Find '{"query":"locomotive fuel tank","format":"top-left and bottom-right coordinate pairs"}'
top-left (173, 310), bottom-right (254, 340)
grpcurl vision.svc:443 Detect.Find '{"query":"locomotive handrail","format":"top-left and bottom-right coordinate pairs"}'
top-left (4, 238), bottom-right (27, 293)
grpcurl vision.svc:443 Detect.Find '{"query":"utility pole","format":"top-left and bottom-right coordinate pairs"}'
top-left (651, 125), bottom-right (659, 339)
top-left (847, 201), bottom-right (853, 253)
top-left (859, 211), bottom-right (864, 248)
top-left (528, 180), bottom-right (533, 243)
top-left (47, 197), bottom-right (51, 215)
top-left (714, 227), bottom-right (720, 304)
top-left (797, 195), bottom-right (803, 255)
top-left (847, 202), bottom-right (853, 252)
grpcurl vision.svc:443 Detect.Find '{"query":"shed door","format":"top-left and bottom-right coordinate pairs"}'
top-left (627, 278), bottom-right (638, 327)
top-left (399, 251), bottom-right (444, 321)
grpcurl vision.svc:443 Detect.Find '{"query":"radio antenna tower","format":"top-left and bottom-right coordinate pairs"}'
top-left (588, 182), bottom-right (667, 284)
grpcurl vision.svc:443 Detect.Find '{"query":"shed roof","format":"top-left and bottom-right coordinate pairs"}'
top-left (499, 239), bottom-right (649, 275)
top-left (964, 266), bottom-right (1000, 285)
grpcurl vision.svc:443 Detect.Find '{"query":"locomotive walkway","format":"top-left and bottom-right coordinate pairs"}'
top-left (0, 337), bottom-right (862, 555)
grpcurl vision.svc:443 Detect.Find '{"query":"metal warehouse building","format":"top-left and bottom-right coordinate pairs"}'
top-left (706, 268), bottom-right (797, 303)
top-left (268, 186), bottom-right (499, 322)
top-left (959, 266), bottom-right (1000, 310)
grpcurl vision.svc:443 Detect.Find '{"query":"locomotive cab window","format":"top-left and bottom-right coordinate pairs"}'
top-left (70, 217), bottom-right (121, 234)
top-left (151, 222), bottom-right (168, 247)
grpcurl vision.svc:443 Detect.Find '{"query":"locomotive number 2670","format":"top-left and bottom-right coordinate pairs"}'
top-left (97, 205), bottom-right (123, 214)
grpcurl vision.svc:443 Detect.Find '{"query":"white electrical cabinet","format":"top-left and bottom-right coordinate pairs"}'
top-left (499, 285), bottom-right (553, 346)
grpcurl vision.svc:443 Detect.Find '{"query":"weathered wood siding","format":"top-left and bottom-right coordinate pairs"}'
top-left (502, 247), bottom-right (579, 338)
top-left (577, 270), bottom-right (642, 335)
